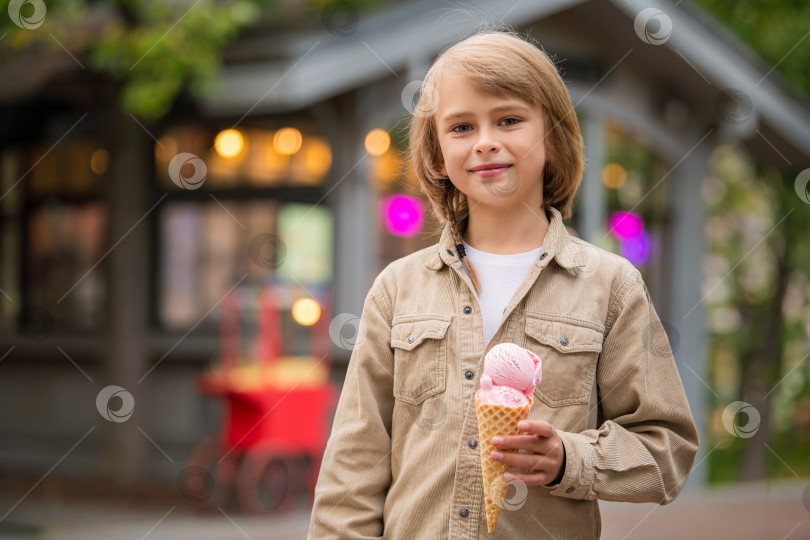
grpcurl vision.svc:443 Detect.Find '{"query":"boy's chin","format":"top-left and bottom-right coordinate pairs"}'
top-left (470, 195), bottom-right (526, 211)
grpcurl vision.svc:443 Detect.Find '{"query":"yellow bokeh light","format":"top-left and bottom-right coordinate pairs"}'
top-left (215, 129), bottom-right (244, 158)
top-left (364, 128), bottom-right (390, 157)
top-left (262, 136), bottom-right (289, 175)
top-left (302, 137), bottom-right (333, 180)
top-left (602, 162), bottom-right (627, 189)
top-left (90, 148), bottom-right (109, 174)
top-left (274, 127), bottom-right (303, 155)
top-left (291, 298), bottom-right (321, 326)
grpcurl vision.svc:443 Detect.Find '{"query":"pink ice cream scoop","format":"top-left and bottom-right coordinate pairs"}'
top-left (477, 343), bottom-right (542, 406)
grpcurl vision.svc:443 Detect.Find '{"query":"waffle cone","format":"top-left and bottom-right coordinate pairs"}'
top-left (475, 394), bottom-right (532, 533)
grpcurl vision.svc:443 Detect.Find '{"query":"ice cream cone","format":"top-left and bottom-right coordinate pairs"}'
top-left (475, 394), bottom-right (532, 533)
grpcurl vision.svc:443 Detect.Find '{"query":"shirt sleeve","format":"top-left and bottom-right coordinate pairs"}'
top-left (307, 276), bottom-right (395, 539)
top-left (547, 268), bottom-right (700, 504)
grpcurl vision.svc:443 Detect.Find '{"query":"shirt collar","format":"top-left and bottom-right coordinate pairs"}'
top-left (425, 206), bottom-right (585, 271)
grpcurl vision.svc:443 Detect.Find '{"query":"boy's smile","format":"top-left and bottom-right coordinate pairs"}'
top-left (469, 162), bottom-right (512, 178)
top-left (433, 70), bottom-right (548, 213)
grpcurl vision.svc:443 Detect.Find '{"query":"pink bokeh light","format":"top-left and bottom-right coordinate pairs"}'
top-left (609, 211), bottom-right (644, 241)
top-left (380, 195), bottom-right (424, 237)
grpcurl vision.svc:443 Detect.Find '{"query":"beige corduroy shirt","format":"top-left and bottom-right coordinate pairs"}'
top-left (308, 207), bottom-right (699, 539)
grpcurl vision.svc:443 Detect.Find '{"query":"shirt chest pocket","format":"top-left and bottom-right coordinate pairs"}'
top-left (390, 315), bottom-right (452, 405)
top-left (524, 313), bottom-right (604, 407)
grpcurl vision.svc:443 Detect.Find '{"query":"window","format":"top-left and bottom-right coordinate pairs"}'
top-left (154, 124), bottom-right (334, 339)
top-left (1, 139), bottom-right (108, 333)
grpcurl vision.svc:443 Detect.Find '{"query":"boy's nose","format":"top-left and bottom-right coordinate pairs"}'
top-left (473, 129), bottom-right (501, 154)
top-left (474, 139), bottom-right (501, 154)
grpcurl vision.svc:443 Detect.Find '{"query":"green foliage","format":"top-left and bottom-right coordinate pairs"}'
top-left (709, 430), bottom-right (810, 484)
top-left (695, 0), bottom-right (810, 98)
top-left (2, 0), bottom-right (268, 118)
top-left (692, 1), bottom-right (810, 481)
top-left (704, 144), bottom-right (810, 480)
top-left (1, 0), bottom-right (376, 119)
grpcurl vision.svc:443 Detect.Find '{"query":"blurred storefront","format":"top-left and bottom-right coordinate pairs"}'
top-left (0, 0), bottom-right (809, 494)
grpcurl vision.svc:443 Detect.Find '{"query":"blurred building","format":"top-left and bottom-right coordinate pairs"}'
top-left (1, 0), bottom-right (809, 487)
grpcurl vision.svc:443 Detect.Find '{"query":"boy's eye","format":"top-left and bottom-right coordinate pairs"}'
top-left (501, 117), bottom-right (521, 126)
top-left (450, 124), bottom-right (472, 133)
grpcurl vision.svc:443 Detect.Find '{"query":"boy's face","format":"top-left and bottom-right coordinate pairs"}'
top-left (433, 71), bottom-right (547, 212)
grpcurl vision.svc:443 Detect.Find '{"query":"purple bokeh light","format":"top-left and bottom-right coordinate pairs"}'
top-left (380, 195), bottom-right (424, 237)
top-left (609, 211), bottom-right (644, 241)
top-left (620, 231), bottom-right (651, 266)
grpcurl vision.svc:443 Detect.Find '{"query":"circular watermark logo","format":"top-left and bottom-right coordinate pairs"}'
top-left (481, 166), bottom-right (521, 198)
top-left (321, 1), bottom-right (359, 37)
top-left (176, 465), bottom-right (216, 504)
top-left (168, 153), bottom-right (206, 190)
top-left (501, 476), bottom-right (528, 511)
top-left (634, 8), bottom-right (673, 45)
top-left (248, 233), bottom-right (287, 270)
top-left (401, 79), bottom-right (439, 118)
top-left (409, 395), bottom-right (448, 430)
top-left (714, 89), bottom-right (754, 126)
top-left (96, 385), bottom-right (135, 423)
top-left (329, 312), bottom-right (361, 351)
top-left (432, 5), bottom-right (489, 32)
top-left (795, 169), bottom-right (810, 205)
top-left (563, 249), bottom-right (600, 280)
top-left (8, 0), bottom-right (46, 29)
top-left (722, 401), bottom-right (760, 438)
top-left (23, 307), bottom-right (54, 342)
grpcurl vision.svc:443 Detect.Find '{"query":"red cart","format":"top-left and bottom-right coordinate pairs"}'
top-left (184, 284), bottom-right (338, 513)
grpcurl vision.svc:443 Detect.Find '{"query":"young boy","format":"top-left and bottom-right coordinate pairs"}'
top-left (307, 31), bottom-right (699, 539)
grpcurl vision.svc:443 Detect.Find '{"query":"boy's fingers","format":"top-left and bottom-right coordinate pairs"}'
top-left (491, 434), bottom-right (545, 453)
top-left (492, 450), bottom-right (555, 471)
top-left (517, 420), bottom-right (554, 437)
top-left (492, 421), bottom-right (556, 449)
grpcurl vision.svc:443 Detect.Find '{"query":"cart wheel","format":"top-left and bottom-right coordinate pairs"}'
top-left (237, 447), bottom-right (299, 514)
top-left (182, 436), bottom-right (238, 512)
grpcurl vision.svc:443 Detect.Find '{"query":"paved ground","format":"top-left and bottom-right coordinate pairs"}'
top-left (599, 481), bottom-right (810, 540)
top-left (1, 480), bottom-right (808, 539)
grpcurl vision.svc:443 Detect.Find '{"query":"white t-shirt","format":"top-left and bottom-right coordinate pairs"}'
top-left (461, 240), bottom-right (543, 347)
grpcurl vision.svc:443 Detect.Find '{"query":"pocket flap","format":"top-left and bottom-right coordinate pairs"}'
top-left (391, 316), bottom-right (452, 351)
top-left (526, 314), bottom-right (603, 354)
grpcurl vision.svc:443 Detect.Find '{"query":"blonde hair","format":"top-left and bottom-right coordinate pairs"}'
top-left (409, 31), bottom-right (585, 294)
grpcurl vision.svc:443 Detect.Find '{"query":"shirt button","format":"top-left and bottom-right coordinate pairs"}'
top-left (464, 371), bottom-right (474, 380)
top-left (458, 507), bottom-right (470, 518)
top-left (560, 336), bottom-right (569, 346)
top-left (539, 252), bottom-right (548, 260)
top-left (407, 335), bottom-right (415, 344)
top-left (447, 249), bottom-right (454, 256)
top-left (565, 486), bottom-right (575, 494)
top-left (463, 306), bottom-right (472, 315)
top-left (467, 438), bottom-right (478, 449)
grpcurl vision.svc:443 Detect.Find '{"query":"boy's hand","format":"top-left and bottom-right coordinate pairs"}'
top-left (490, 420), bottom-right (566, 487)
